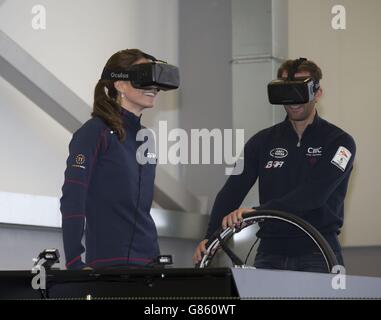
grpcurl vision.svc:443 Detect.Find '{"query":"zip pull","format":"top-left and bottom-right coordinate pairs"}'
top-left (297, 140), bottom-right (301, 147)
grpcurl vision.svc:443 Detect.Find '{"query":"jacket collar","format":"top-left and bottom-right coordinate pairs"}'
top-left (120, 108), bottom-right (142, 128)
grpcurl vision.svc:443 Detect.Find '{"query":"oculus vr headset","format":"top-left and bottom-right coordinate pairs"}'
top-left (267, 58), bottom-right (320, 105)
top-left (101, 52), bottom-right (179, 91)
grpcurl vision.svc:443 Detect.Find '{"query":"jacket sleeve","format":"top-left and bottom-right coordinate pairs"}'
top-left (205, 134), bottom-right (262, 238)
top-left (60, 122), bottom-right (108, 269)
top-left (258, 133), bottom-right (356, 215)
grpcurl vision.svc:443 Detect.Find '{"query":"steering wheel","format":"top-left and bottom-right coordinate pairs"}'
top-left (196, 210), bottom-right (338, 273)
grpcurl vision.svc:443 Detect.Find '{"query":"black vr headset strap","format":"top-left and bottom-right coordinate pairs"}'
top-left (287, 57), bottom-right (307, 80)
top-left (141, 51), bottom-right (168, 64)
top-left (100, 51), bottom-right (169, 81)
top-left (313, 80), bottom-right (320, 93)
top-left (288, 57), bottom-right (320, 93)
top-left (100, 68), bottom-right (137, 81)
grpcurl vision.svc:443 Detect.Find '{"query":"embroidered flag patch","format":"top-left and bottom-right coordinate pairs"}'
top-left (331, 146), bottom-right (352, 172)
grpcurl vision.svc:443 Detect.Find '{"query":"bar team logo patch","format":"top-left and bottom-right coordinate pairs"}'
top-left (72, 154), bottom-right (86, 169)
top-left (331, 146), bottom-right (351, 172)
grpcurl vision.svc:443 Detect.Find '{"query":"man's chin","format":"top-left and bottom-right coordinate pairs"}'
top-left (287, 114), bottom-right (307, 121)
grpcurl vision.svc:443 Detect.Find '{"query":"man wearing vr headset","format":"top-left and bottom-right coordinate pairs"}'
top-left (60, 49), bottom-right (179, 269)
top-left (193, 58), bottom-right (356, 273)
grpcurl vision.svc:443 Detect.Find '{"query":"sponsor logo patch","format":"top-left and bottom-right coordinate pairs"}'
top-left (306, 147), bottom-right (323, 157)
top-left (331, 146), bottom-right (351, 172)
top-left (265, 161), bottom-right (285, 169)
top-left (270, 148), bottom-right (288, 159)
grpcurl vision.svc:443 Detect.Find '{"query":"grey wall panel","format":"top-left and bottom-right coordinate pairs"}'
top-left (342, 247), bottom-right (381, 277)
top-left (178, 0), bottom-right (233, 212)
top-left (232, 0), bottom-right (272, 57)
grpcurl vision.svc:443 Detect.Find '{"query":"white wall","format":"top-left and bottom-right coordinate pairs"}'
top-left (288, 0), bottom-right (381, 246)
top-left (0, 0), bottom-right (178, 105)
top-left (0, 76), bottom-right (71, 197)
top-left (0, 0), bottom-right (180, 197)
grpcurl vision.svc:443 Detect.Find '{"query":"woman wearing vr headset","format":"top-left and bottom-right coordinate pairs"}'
top-left (60, 49), bottom-right (177, 269)
top-left (193, 58), bottom-right (356, 273)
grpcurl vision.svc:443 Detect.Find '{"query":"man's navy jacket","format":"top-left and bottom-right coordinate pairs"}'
top-left (60, 109), bottom-right (159, 269)
top-left (206, 113), bottom-right (356, 255)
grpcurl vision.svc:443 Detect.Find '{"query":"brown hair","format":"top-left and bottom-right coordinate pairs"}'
top-left (277, 59), bottom-right (323, 83)
top-left (92, 49), bottom-right (148, 141)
